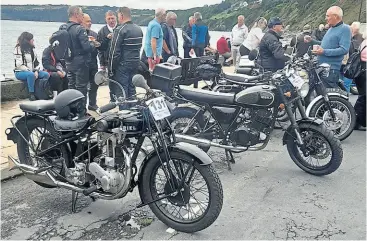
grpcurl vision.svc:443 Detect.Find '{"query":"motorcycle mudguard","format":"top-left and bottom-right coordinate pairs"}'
top-left (5, 115), bottom-right (44, 144)
top-left (168, 104), bottom-right (205, 126)
top-left (282, 118), bottom-right (324, 145)
top-left (305, 92), bottom-right (349, 116)
top-left (137, 142), bottom-right (213, 180)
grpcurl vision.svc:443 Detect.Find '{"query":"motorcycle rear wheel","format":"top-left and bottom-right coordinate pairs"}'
top-left (139, 151), bottom-right (223, 233)
top-left (286, 123), bottom-right (343, 176)
top-left (17, 118), bottom-right (70, 188)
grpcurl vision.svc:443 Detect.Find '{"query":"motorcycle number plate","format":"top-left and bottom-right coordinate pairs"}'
top-left (289, 74), bottom-right (305, 89)
top-left (146, 97), bottom-right (171, 120)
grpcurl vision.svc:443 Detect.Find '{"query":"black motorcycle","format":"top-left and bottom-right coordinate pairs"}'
top-left (5, 76), bottom-right (223, 233)
top-left (168, 62), bottom-right (343, 176)
top-left (204, 53), bottom-right (356, 141)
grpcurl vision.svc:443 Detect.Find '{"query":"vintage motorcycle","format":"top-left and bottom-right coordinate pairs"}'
top-left (5, 76), bottom-right (223, 233)
top-left (168, 61), bottom-right (343, 176)
top-left (202, 52), bottom-right (356, 141)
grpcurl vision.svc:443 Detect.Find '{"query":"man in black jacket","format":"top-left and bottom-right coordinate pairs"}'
top-left (82, 13), bottom-right (100, 111)
top-left (59, 6), bottom-right (98, 104)
top-left (97, 11), bottom-right (117, 70)
top-left (162, 11), bottom-right (179, 62)
top-left (182, 16), bottom-right (195, 58)
top-left (290, 24), bottom-right (313, 57)
top-left (108, 7), bottom-right (143, 110)
top-left (258, 17), bottom-right (289, 72)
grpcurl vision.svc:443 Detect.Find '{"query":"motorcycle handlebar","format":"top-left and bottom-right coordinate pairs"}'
top-left (99, 102), bottom-right (117, 113)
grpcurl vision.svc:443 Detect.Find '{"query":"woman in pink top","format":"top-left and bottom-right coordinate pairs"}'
top-left (354, 39), bottom-right (366, 130)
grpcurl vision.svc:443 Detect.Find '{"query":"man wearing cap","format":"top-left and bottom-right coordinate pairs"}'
top-left (290, 24), bottom-right (313, 57)
top-left (258, 17), bottom-right (289, 72)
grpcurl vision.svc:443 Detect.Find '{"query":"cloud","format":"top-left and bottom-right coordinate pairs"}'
top-left (0, 0), bottom-right (222, 10)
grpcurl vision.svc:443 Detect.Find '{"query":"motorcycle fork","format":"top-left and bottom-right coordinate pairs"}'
top-left (315, 76), bottom-right (337, 120)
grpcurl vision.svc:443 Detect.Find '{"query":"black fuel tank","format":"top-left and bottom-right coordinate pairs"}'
top-left (235, 85), bottom-right (277, 107)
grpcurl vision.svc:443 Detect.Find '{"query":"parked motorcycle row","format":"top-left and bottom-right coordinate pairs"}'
top-left (5, 47), bottom-right (351, 233)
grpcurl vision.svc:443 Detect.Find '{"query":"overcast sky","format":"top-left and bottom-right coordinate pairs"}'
top-left (0, 0), bottom-right (222, 10)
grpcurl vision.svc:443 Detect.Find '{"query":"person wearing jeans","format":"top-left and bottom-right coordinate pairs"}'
top-left (14, 31), bottom-right (49, 101)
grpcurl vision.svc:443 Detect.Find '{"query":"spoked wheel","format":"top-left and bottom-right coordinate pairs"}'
top-left (17, 118), bottom-right (70, 188)
top-left (139, 151), bottom-right (223, 233)
top-left (309, 96), bottom-right (356, 141)
top-left (286, 123), bottom-right (343, 176)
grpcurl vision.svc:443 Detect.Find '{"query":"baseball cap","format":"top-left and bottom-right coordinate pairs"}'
top-left (268, 17), bottom-right (283, 28)
top-left (303, 24), bottom-right (312, 33)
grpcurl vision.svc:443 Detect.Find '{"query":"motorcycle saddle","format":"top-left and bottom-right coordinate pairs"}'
top-left (19, 100), bottom-right (55, 113)
top-left (50, 115), bottom-right (94, 132)
top-left (223, 72), bottom-right (260, 84)
top-left (178, 86), bottom-right (235, 105)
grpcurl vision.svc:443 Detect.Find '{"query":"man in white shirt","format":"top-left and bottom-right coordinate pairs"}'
top-left (231, 15), bottom-right (248, 67)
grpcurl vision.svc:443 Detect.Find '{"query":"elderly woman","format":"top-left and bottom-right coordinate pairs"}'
top-left (14, 32), bottom-right (50, 101)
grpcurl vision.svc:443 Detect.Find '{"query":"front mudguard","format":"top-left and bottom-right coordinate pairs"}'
top-left (282, 118), bottom-right (324, 145)
top-left (305, 92), bottom-right (349, 116)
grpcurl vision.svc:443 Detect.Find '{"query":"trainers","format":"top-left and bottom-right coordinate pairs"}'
top-left (88, 105), bottom-right (99, 111)
top-left (29, 93), bottom-right (36, 101)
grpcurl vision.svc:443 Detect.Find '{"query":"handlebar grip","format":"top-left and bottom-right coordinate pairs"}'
top-left (99, 102), bottom-right (117, 113)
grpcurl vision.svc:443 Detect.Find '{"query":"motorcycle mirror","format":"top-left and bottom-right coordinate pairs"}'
top-left (132, 74), bottom-right (151, 91)
top-left (94, 70), bottom-right (108, 86)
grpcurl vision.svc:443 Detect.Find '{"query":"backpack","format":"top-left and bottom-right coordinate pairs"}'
top-left (49, 23), bottom-right (78, 62)
top-left (343, 46), bottom-right (366, 79)
top-left (34, 78), bottom-right (53, 100)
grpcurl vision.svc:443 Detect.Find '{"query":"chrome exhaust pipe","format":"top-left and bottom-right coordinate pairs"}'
top-left (8, 156), bottom-right (57, 187)
top-left (175, 134), bottom-right (248, 152)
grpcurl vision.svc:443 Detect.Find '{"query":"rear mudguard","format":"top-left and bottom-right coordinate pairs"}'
top-left (282, 118), bottom-right (324, 145)
top-left (5, 115), bottom-right (45, 144)
top-left (168, 104), bottom-right (206, 127)
top-left (305, 92), bottom-right (349, 116)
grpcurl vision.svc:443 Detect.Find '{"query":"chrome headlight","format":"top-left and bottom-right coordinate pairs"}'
top-left (299, 82), bottom-right (310, 97)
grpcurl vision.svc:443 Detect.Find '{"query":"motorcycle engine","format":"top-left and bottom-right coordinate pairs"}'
top-left (230, 109), bottom-right (273, 147)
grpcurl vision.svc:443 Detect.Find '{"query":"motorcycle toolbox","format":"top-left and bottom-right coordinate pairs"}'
top-left (150, 63), bottom-right (182, 96)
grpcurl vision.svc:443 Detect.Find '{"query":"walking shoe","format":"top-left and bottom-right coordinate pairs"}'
top-left (88, 105), bottom-right (99, 111)
top-left (29, 93), bottom-right (36, 101)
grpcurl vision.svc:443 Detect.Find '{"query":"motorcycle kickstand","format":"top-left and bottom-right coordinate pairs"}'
top-left (71, 190), bottom-right (79, 213)
top-left (224, 150), bottom-right (235, 171)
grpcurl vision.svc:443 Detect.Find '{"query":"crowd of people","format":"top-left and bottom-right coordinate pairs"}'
top-left (12, 5), bottom-right (366, 129)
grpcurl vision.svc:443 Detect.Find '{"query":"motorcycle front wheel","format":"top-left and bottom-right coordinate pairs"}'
top-left (139, 151), bottom-right (223, 233)
top-left (308, 96), bottom-right (356, 141)
top-left (286, 123), bottom-right (343, 176)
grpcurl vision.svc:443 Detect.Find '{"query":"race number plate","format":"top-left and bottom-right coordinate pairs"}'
top-left (288, 74), bottom-right (305, 89)
top-left (146, 97), bottom-right (171, 120)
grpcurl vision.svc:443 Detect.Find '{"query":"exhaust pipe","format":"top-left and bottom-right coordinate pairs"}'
top-left (175, 134), bottom-right (248, 152)
top-left (8, 156), bottom-right (57, 187)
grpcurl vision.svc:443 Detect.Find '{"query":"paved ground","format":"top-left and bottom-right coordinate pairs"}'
top-left (1, 98), bottom-right (366, 240)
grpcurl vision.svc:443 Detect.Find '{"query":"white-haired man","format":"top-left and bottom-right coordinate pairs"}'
top-left (305, 6), bottom-right (351, 88)
top-left (162, 11), bottom-right (178, 62)
top-left (231, 15), bottom-right (248, 67)
top-left (182, 16), bottom-right (195, 58)
top-left (144, 8), bottom-right (166, 71)
top-left (350, 22), bottom-right (364, 55)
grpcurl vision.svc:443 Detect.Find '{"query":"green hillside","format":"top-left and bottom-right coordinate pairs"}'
top-left (1, 0), bottom-right (365, 31)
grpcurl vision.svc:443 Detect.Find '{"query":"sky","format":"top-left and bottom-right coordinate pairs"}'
top-left (0, 0), bottom-right (223, 10)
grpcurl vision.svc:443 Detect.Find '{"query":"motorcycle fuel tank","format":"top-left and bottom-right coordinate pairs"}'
top-left (235, 85), bottom-right (277, 107)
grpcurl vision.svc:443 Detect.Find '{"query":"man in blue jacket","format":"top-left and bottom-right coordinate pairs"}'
top-left (305, 6), bottom-right (351, 88)
top-left (190, 12), bottom-right (210, 57)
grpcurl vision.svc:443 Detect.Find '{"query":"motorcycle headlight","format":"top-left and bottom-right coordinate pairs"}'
top-left (299, 82), bottom-right (310, 97)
